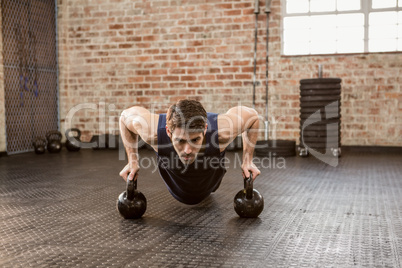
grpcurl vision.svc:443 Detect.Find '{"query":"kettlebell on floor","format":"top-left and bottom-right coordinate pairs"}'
top-left (234, 175), bottom-right (264, 218)
top-left (117, 176), bottom-right (147, 219)
top-left (33, 137), bottom-right (46, 154)
top-left (65, 128), bottom-right (81, 152)
top-left (46, 130), bottom-right (62, 153)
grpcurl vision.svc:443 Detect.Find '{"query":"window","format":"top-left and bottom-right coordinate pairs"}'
top-left (282, 0), bottom-right (402, 55)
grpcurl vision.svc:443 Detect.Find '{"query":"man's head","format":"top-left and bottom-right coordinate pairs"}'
top-left (166, 99), bottom-right (207, 164)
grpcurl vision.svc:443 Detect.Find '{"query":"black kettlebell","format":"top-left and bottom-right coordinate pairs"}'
top-left (117, 177), bottom-right (147, 219)
top-left (46, 130), bottom-right (62, 153)
top-left (33, 137), bottom-right (46, 154)
top-left (65, 128), bottom-right (81, 152)
top-left (234, 175), bottom-right (264, 218)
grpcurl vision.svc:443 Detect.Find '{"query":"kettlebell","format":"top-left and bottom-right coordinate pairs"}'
top-left (65, 128), bottom-right (81, 152)
top-left (117, 177), bottom-right (147, 219)
top-left (234, 175), bottom-right (264, 218)
top-left (46, 130), bottom-right (62, 153)
top-left (33, 137), bottom-right (46, 154)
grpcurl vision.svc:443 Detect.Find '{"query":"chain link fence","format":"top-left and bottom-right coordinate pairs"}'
top-left (1, 0), bottom-right (58, 154)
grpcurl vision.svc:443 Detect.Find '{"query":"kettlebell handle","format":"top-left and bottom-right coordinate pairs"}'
top-left (65, 128), bottom-right (81, 138)
top-left (244, 174), bottom-right (254, 200)
top-left (126, 176), bottom-right (137, 201)
top-left (33, 136), bottom-right (46, 147)
top-left (46, 130), bottom-right (62, 141)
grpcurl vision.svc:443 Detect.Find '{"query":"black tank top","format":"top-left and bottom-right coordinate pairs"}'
top-left (156, 113), bottom-right (227, 204)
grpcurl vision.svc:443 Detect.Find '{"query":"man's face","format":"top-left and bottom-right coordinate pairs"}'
top-left (166, 126), bottom-right (207, 165)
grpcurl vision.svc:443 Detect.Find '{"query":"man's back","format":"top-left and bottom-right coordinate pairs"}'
top-left (156, 112), bottom-right (226, 205)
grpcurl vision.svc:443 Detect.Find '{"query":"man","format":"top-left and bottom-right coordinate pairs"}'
top-left (119, 99), bottom-right (260, 205)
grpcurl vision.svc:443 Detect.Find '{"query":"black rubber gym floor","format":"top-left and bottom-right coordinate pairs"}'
top-left (1, 148), bottom-right (401, 267)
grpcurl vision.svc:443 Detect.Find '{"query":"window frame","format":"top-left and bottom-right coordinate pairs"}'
top-left (281, 0), bottom-right (402, 56)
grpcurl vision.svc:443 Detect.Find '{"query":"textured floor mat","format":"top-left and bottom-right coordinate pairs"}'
top-left (0, 149), bottom-right (401, 267)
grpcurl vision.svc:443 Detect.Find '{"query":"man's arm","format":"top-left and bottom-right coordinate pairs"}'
top-left (218, 106), bottom-right (261, 180)
top-left (119, 106), bottom-right (158, 181)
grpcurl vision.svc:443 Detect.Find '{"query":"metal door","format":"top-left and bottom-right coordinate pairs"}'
top-left (1, 0), bottom-right (58, 154)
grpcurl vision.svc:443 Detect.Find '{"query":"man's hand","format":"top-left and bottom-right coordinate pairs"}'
top-left (119, 161), bottom-right (140, 181)
top-left (241, 162), bottom-right (260, 180)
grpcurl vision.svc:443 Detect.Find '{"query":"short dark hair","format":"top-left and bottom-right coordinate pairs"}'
top-left (166, 99), bottom-right (207, 132)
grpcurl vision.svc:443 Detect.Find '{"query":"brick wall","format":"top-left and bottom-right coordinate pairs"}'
top-left (0, 5), bottom-right (6, 152)
top-left (58, 0), bottom-right (402, 146)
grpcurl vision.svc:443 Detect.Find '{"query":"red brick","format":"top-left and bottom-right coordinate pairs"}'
top-left (179, 48), bottom-right (196, 53)
top-left (234, 16), bottom-right (253, 23)
top-left (128, 77), bottom-right (144, 83)
top-left (154, 55), bottom-right (169, 61)
top-left (169, 69), bottom-right (186, 75)
top-left (136, 56), bottom-right (151, 62)
top-left (112, 91), bottom-right (127, 96)
top-left (197, 89), bottom-right (213, 95)
top-left (186, 40), bottom-right (203, 46)
top-left (189, 26), bottom-right (204, 32)
top-left (222, 67), bottom-right (239, 73)
top-left (179, 33), bottom-right (195, 39)
top-left (181, 76), bottom-right (197, 81)
top-left (162, 90), bottom-right (177, 95)
top-left (136, 84), bottom-right (151, 89)
top-left (163, 76), bottom-right (180, 82)
top-left (136, 70), bottom-right (150, 76)
top-left (146, 90), bottom-right (161, 96)
top-left (208, 68), bottom-right (221, 73)
top-left (162, 62), bottom-right (178, 68)
top-left (206, 81), bottom-right (224, 87)
top-left (197, 18), bottom-right (213, 24)
top-left (118, 44), bottom-right (133, 49)
top-left (152, 69), bottom-right (168, 75)
top-left (171, 55), bottom-right (187, 61)
top-left (136, 97), bottom-right (151, 103)
top-left (189, 54), bottom-right (204, 60)
top-left (216, 3), bottom-right (232, 9)
top-left (217, 74), bottom-right (233, 80)
top-left (143, 22), bottom-right (158, 28)
top-left (145, 77), bottom-right (161, 82)
top-left (179, 62), bottom-right (195, 67)
top-left (111, 77), bottom-right (126, 83)
top-left (214, 18), bottom-right (233, 24)
top-left (162, 48), bottom-right (178, 54)
top-left (199, 75), bottom-right (215, 80)
top-left (152, 83), bottom-right (168, 89)
top-left (118, 84), bottom-right (134, 90)
top-left (234, 3), bottom-right (252, 9)
top-left (144, 49), bottom-right (160, 54)
top-left (186, 12), bottom-right (205, 19)
top-left (126, 23), bottom-right (141, 29)
top-left (224, 10), bottom-right (241, 16)
top-left (179, 6), bottom-right (195, 12)
top-left (109, 24), bottom-right (124, 30)
top-left (187, 69), bottom-right (203, 75)
top-left (179, 90), bottom-right (196, 95)
top-left (143, 35), bottom-right (159, 41)
top-left (229, 81), bottom-right (242, 87)
top-left (188, 82), bottom-right (205, 88)
top-left (169, 83), bottom-right (186, 88)
top-left (235, 74), bottom-right (252, 79)
top-left (86, 58), bottom-right (100, 64)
